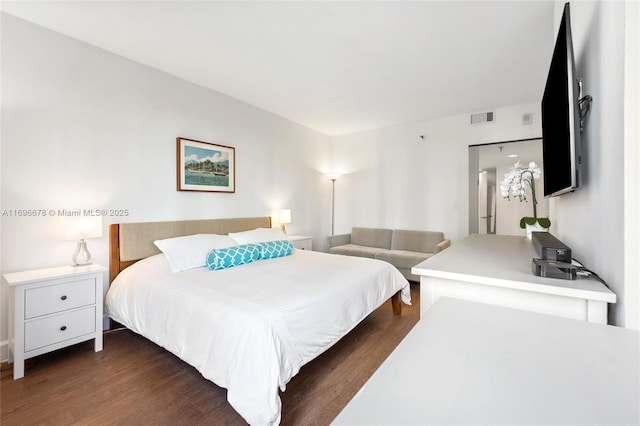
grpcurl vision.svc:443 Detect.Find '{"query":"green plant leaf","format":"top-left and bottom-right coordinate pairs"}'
top-left (537, 218), bottom-right (551, 228)
top-left (520, 217), bottom-right (537, 228)
top-left (520, 217), bottom-right (551, 229)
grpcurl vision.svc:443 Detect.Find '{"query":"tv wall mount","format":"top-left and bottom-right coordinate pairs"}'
top-left (577, 78), bottom-right (593, 133)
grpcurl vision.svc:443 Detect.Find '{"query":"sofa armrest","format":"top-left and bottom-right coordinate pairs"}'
top-left (328, 233), bottom-right (351, 248)
top-left (434, 239), bottom-right (451, 254)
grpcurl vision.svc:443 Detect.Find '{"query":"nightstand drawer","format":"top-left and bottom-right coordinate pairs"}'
top-left (293, 239), bottom-right (312, 250)
top-left (25, 278), bottom-right (96, 319)
top-left (24, 307), bottom-right (96, 352)
top-left (289, 235), bottom-right (313, 250)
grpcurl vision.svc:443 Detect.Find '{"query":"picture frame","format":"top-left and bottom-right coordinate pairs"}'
top-left (177, 137), bottom-right (235, 193)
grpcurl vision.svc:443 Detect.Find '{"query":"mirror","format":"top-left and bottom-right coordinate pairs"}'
top-left (469, 138), bottom-right (547, 236)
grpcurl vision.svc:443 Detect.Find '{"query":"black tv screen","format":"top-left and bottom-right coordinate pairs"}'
top-left (541, 2), bottom-right (581, 197)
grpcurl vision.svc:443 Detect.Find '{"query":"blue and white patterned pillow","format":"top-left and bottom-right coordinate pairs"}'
top-left (206, 244), bottom-right (262, 270)
top-left (260, 240), bottom-right (294, 260)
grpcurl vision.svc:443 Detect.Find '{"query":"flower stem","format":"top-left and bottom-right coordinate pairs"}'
top-left (531, 178), bottom-right (537, 219)
top-left (521, 169), bottom-right (538, 219)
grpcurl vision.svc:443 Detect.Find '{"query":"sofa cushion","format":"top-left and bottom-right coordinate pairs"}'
top-left (375, 250), bottom-right (434, 270)
top-left (390, 230), bottom-right (444, 253)
top-left (329, 244), bottom-right (387, 259)
top-left (351, 227), bottom-right (393, 250)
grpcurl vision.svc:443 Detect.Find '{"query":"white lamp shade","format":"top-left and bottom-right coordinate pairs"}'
top-left (278, 209), bottom-right (291, 224)
top-left (65, 216), bottom-right (103, 241)
top-left (326, 173), bottom-right (342, 181)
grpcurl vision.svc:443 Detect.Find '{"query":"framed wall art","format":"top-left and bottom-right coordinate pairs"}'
top-left (177, 137), bottom-right (235, 193)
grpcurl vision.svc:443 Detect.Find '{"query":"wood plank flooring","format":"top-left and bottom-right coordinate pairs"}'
top-left (1, 284), bottom-right (419, 425)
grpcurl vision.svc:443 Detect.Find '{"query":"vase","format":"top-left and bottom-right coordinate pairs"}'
top-left (525, 222), bottom-right (549, 239)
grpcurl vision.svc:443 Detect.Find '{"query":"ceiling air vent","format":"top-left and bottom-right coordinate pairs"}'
top-left (470, 111), bottom-right (495, 125)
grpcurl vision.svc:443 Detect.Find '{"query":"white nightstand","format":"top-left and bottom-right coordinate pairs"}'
top-left (3, 263), bottom-right (106, 379)
top-left (288, 235), bottom-right (313, 250)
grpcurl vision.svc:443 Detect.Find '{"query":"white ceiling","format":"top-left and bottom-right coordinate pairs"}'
top-left (1, 1), bottom-right (555, 136)
top-left (478, 138), bottom-right (543, 171)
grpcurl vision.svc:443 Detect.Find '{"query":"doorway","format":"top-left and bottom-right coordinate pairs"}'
top-left (469, 138), bottom-right (546, 236)
top-left (478, 169), bottom-right (497, 234)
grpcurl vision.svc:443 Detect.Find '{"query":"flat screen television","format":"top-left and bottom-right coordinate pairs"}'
top-left (541, 2), bottom-right (582, 197)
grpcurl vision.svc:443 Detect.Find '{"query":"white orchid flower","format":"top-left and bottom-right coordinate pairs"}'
top-left (500, 160), bottom-right (541, 210)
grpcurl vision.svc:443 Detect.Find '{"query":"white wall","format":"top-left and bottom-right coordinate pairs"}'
top-left (330, 103), bottom-right (543, 243)
top-left (548, 1), bottom-right (629, 326)
top-left (0, 13), bottom-right (331, 359)
top-left (623, 0), bottom-right (639, 331)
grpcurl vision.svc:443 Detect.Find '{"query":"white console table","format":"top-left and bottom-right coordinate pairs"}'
top-left (412, 234), bottom-right (615, 324)
top-left (332, 297), bottom-right (639, 425)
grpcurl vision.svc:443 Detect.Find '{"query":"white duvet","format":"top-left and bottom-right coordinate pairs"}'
top-left (105, 249), bottom-right (410, 425)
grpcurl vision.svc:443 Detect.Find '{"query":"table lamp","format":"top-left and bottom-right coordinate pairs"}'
top-left (65, 216), bottom-right (102, 266)
top-left (277, 209), bottom-right (291, 234)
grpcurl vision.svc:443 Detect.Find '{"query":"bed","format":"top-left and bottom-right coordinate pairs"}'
top-left (104, 217), bottom-right (411, 425)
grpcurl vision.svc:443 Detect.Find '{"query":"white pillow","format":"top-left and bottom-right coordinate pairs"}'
top-left (228, 227), bottom-right (288, 244)
top-left (154, 234), bottom-right (237, 272)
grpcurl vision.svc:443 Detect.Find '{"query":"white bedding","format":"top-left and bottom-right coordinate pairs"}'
top-left (105, 249), bottom-right (410, 425)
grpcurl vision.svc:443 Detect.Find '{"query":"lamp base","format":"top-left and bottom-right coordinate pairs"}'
top-left (71, 240), bottom-right (93, 267)
top-left (280, 224), bottom-right (287, 234)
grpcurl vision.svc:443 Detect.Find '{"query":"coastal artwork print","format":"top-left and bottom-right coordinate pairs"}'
top-left (177, 137), bottom-right (235, 192)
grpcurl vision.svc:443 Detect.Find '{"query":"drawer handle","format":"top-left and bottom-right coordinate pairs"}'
top-left (60, 326), bottom-right (67, 331)
top-left (60, 295), bottom-right (67, 301)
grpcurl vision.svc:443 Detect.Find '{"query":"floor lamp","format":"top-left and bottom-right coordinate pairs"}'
top-left (326, 173), bottom-right (342, 235)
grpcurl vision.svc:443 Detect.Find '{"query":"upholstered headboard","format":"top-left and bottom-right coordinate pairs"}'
top-left (109, 216), bottom-right (272, 283)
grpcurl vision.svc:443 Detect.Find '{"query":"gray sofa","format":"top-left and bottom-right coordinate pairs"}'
top-left (327, 227), bottom-right (451, 282)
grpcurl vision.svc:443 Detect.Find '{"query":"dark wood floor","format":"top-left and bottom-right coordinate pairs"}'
top-left (1, 284), bottom-right (419, 425)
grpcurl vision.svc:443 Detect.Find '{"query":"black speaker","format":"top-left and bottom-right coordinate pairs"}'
top-left (532, 232), bottom-right (572, 263)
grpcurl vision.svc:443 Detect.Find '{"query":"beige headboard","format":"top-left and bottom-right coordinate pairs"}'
top-left (109, 216), bottom-right (271, 283)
